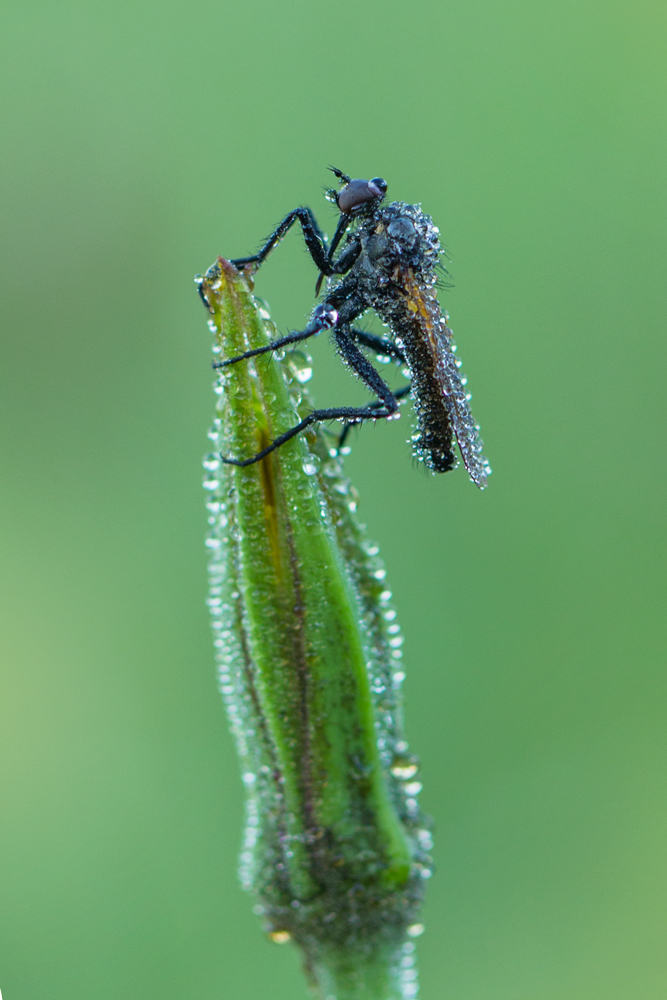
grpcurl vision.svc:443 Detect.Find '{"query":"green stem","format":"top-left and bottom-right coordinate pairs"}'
top-left (311, 940), bottom-right (418, 1000)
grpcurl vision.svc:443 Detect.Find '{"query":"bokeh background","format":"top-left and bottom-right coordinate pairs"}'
top-left (1, 0), bottom-right (665, 997)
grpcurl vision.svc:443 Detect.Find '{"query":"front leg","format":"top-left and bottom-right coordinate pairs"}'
top-left (212, 304), bottom-right (338, 370)
top-left (231, 207), bottom-right (332, 274)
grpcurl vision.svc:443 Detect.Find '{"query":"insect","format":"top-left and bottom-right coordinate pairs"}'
top-left (199, 167), bottom-right (491, 488)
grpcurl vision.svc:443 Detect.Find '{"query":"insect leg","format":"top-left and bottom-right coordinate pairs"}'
top-left (231, 207), bottom-right (332, 274)
top-left (336, 383), bottom-right (412, 450)
top-left (315, 214), bottom-right (352, 295)
top-left (212, 304), bottom-right (337, 370)
top-left (220, 328), bottom-right (400, 468)
top-left (348, 329), bottom-right (406, 362)
top-left (333, 330), bottom-right (408, 448)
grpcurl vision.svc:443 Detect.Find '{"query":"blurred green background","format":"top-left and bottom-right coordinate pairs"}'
top-left (1, 0), bottom-right (665, 997)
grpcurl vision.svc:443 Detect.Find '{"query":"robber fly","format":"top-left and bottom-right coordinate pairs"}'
top-left (198, 168), bottom-right (491, 488)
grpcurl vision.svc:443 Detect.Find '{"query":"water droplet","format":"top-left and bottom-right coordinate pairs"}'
top-left (408, 923), bottom-right (425, 937)
top-left (302, 456), bottom-right (321, 476)
top-left (417, 829), bottom-right (434, 849)
top-left (242, 772), bottom-right (256, 785)
top-left (391, 755), bottom-right (418, 779)
top-left (269, 931), bottom-right (291, 944)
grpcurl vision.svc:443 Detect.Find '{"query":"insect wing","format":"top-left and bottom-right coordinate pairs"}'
top-left (433, 320), bottom-right (491, 488)
top-left (401, 269), bottom-right (491, 488)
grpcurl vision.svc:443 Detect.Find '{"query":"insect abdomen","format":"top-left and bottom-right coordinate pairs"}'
top-left (401, 322), bottom-right (458, 473)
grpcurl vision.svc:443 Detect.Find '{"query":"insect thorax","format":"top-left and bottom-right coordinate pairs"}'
top-left (365, 202), bottom-right (441, 281)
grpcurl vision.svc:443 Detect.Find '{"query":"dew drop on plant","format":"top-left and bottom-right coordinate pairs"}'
top-left (269, 931), bottom-right (291, 944)
top-left (302, 456), bottom-right (320, 476)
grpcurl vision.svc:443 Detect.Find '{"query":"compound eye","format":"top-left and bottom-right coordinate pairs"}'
top-left (369, 177), bottom-right (388, 196)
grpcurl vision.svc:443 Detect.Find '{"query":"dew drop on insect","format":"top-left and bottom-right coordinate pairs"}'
top-left (407, 923), bottom-right (425, 937)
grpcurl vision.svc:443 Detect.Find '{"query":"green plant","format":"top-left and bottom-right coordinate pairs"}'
top-left (197, 260), bottom-right (431, 999)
